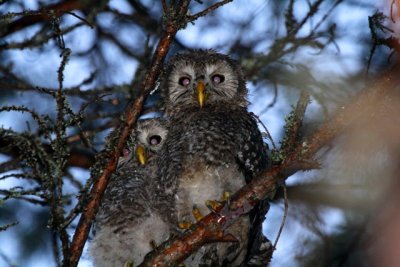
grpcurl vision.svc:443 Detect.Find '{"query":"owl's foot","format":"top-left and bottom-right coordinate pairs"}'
top-left (205, 191), bottom-right (231, 212)
top-left (178, 192), bottom-right (231, 230)
top-left (178, 206), bottom-right (203, 229)
top-left (124, 260), bottom-right (134, 267)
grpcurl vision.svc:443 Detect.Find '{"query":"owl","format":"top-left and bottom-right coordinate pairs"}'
top-left (90, 118), bottom-right (170, 267)
top-left (159, 50), bottom-right (269, 266)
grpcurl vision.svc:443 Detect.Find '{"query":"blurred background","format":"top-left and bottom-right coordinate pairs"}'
top-left (1, 0), bottom-right (400, 266)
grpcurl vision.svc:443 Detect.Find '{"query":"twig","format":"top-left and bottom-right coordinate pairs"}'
top-left (281, 91), bottom-right (310, 158)
top-left (252, 112), bottom-right (277, 150)
top-left (0, 221), bottom-right (18, 232)
top-left (66, 11), bottom-right (95, 28)
top-left (260, 82), bottom-right (278, 115)
top-left (52, 47), bottom-right (72, 261)
top-left (273, 183), bottom-right (288, 249)
top-left (0, 0), bottom-right (85, 38)
top-left (187, 0), bottom-right (233, 23)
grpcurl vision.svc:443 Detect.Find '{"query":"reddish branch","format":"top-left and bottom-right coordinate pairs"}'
top-left (1, 0), bottom-right (86, 38)
top-left (138, 66), bottom-right (400, 266)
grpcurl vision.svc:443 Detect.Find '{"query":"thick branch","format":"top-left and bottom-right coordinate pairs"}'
top-left (139, 66), bottom-right (400, 266)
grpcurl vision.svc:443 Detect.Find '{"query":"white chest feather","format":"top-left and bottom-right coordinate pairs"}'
top-left (175, 162), bottom-right (245, 221)
top-left (90, 213), bottom-right (169, 267)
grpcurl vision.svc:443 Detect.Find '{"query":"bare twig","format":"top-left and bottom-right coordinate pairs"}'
top-left (273, 183), bottom-right (288, 249)
top-left (187, 0), bottom-right (233, 23)
top-left (0, 221), bottom-right (18, 232)
top-left (0, 0), bottom-right (86, 38)
top-left (260, 82), bottom-right (278, 115)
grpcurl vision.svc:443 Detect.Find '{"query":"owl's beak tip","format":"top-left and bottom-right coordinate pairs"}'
top-left (196, 81), bottom-right (206, 108)
top-left (135, 145), bottom-right (147, 165)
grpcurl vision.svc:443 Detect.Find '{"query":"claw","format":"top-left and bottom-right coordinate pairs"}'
top-left (179, 206), bottom-right (205, 229)
top-left (221, 191), bottom-right (231, 201)
top-left (124, 260), bottom-right (134, 267)
top-left (178, 221), bottom-right (192, 230)
top-left (192, 206), bottom-right (203, 222)
top-left (206, 199), bottom-right (222, 211)
top-left (205, 191), bottom-right (231, 212)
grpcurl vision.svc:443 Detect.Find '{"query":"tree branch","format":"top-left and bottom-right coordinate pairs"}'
top-left (187, 0), bottom-right (233, 23)
top-left (0, 0), bottom-right (86, 38)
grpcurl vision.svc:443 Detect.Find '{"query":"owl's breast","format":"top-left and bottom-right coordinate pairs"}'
top-left (175, 158), bottom-right (245, 221)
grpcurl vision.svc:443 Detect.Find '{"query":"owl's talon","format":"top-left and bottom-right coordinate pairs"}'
top-left (192, 206), bottom-right (203, 222)
top-left (179, 206), bottom-right (205, 229)
top-left (178, 221), bottom-right (193, 229)
top-left (124, 260), bottom-right (134, 267)
top-left (221, 191), bottom-right (231, 202)
top-left (205, 191), bottom-right (231, 212)
top-left (205, 199), bottom-right (222, 211)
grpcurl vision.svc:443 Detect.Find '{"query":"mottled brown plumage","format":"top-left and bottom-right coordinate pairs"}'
top-left (159, 50), bottom-right (269, 266)
top-left (90, 118), bottom-right (170, 267)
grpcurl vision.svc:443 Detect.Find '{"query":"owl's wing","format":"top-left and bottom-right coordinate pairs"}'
top-left (233, 112), bottom-right (273, 265)
top-left (234, 112), bottom-right (268, 183)
top-left (95, 166), bottom-right (151, 231)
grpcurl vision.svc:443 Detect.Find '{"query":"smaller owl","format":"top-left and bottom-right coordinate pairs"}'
top-left (90, 118), bottom-right (170, 267)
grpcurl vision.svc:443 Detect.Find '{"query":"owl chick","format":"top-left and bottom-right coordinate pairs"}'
top-left (159, 50), bottom-right (268, 266)
top-left (90, 118), bottom-right (170, 267)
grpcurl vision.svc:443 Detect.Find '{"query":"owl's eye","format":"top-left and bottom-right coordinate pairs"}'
top-left (178, 77), bottom-right (191, 87)
top-left (149, 135), bottom-right (162, 146)
top-left (211, 74), bottom-right (225, 84)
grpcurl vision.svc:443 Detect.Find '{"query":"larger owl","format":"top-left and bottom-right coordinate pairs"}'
top-left (90, 118), bottom-right (170, 267)
top-left (159, 50), bottom-right (268, 266)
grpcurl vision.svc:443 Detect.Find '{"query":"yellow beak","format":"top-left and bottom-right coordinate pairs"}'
top-left (135, 145), bottom-right (147, 165)
top-left (196, 80), bottom-right (206, 108)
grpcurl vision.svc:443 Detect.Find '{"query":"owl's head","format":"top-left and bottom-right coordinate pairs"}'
top-left (118, 118), bottom-right (167, 167)
top-left (161, 50), bottom-right (248, 115)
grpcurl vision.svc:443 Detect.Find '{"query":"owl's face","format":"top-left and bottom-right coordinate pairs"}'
top-left (118, 118), bottom-right (167, 167)
top-left (162, 50), bottom-right (248, 115)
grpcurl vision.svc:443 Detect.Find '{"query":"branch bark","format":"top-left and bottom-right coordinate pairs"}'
top-left (1, 0), bottom-right (86, 38)
top-left (138, 66), bottom-right (400, 266)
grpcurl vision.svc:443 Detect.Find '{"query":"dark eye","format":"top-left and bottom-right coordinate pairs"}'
top-left (178, 77), bottom-right (191, 87)
top-left (211, 74), bottom-right (225, 84)
top-left (149, 135), bottom-right (162, 146)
